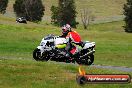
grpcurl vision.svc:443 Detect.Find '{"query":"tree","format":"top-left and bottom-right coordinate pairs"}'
top-left (51, 6), bottom-right (59, 24)
top-left (123, 0), bottom-right (132, 33)
top-left (81, 9), bottom-right (95, 29)
top-left (0, 0), bottom-right (8, 14)
top-left (51, 0), bottom-right (78, 27)
top-left (13, 0), bottom-right (45, 22)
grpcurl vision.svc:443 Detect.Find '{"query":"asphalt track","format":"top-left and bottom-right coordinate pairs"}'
top-left (53, 61), bottom-right (132, 72)
top-left (91, 65), bottom-right (132, 72)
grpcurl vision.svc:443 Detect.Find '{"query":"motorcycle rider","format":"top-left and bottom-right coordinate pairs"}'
top-left (61, 24), bottom-right (84, 59)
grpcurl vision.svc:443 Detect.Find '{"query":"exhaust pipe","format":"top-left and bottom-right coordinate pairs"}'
top-left (80, 50), bottom-right (95, 59)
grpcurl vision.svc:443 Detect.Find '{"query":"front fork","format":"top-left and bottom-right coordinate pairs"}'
top-left (37, 46), bottom-right (44, 56)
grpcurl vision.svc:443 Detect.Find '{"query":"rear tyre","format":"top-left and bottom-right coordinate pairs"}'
top-left (33, 48), bottom-right (49, 61)
top-left (76, 54), bottom-right (94, 65)
top-left (85, 54), bottom-right (94, 65)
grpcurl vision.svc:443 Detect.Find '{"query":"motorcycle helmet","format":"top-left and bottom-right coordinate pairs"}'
top-left (65, 24), bottom-right (71, 31)
top-left (62, 24), bottom-right (71, 34)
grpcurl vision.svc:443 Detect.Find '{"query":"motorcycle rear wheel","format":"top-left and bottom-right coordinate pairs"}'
top-left (85, 54), bottom-right (94, 65)
top-left (76, 54), bottom-right (94, 65)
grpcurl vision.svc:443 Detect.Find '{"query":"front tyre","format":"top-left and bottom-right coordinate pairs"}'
top-left (33, 48), bottom-right (49, 61)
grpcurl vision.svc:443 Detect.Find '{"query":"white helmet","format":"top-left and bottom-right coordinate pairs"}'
top-left (61, 24), bottom-right (70, 34)
top-left (62, 25), bottom-right (67, 34)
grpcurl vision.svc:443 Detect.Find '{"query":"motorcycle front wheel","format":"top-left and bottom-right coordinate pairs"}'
top-left (33, 48), bottom-right (49, 61)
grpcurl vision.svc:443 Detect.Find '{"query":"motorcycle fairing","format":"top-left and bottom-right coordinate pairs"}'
top-left (83, 41), bottom-right (95, 49)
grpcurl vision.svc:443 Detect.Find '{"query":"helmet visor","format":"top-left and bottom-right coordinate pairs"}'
top-left (62, 28), bottom-right (67, 32)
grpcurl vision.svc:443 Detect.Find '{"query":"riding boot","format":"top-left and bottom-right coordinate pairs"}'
top-left (65, 52), bottom-right (75, 63)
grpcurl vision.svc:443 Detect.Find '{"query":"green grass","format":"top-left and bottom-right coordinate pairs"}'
top-left (0, 0), bottom-right (131, 88)
top-left (71, 21), bottom-right (132, 67)
top-left (0, 59), bottom-right (132, 88)
top-left (0, 14), bottom-right (132, 88)
top-left (0, 18), bottom-right (132, 67)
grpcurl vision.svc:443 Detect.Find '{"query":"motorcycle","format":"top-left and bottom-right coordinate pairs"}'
top-left (33, 34), bottom-right (95, 65)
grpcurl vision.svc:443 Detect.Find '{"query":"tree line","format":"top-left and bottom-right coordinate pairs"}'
top-left (0, 0), bottom-right (78, 27)
top-left (0, 0), bottom-right (132, 32)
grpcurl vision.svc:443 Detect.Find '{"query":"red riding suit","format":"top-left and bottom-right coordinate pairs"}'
top-left (66, 30), bottom-right (82, 54)
top-left (61, 24), bottom-right (84, 56)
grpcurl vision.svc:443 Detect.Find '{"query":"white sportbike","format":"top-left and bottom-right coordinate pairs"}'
top-left (33, 34), bottom-right (95, 65)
